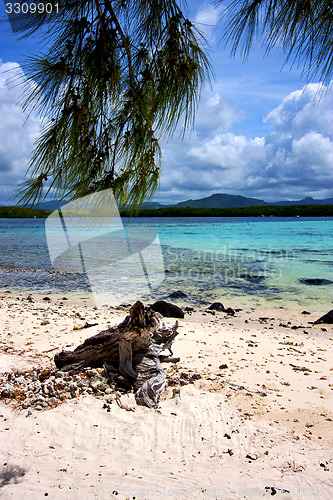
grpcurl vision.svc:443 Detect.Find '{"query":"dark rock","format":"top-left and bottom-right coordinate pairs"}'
top-left (219, 364), bottom-right (228, 369)
top-left (208, 302), bottom-right (225, 311)
top-left (314, 309), bottom-right (333, 324)
top-left (168, 290), bottom-right (188, 299)
top-left (150, 300), bottom-right (184, 318)
top-left (299, 278), bottom-right (333, 286)
top-left (301, 310), bottom-right (311, 315)
top-left (184, 306), bottom-right (194, 312)
top-left (43, 296), bottom-right (51, 301)
top-left (208, 302), bottom-right (235, 316)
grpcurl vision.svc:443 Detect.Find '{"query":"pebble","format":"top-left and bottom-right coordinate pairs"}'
top-left (0, 367), bottom-right (117, 412)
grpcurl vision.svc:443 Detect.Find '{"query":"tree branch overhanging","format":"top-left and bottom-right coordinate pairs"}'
top-left (12, 0), bottom-right (212, 212)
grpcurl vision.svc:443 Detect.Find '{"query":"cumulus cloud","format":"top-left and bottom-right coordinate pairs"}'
top-left (264, 84), bottom-right (333, 136)
top-left (0, 61), bottom-right (42, 203)
top-left (158, 82), bottom-right (333, 203)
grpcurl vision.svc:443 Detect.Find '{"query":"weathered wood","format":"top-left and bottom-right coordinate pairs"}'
top-left (54, 301), bottom-right (180, 408)
top-left (119, 337), bottom-right (137, 380)
top-left (135, 353), bottom-right (167, 408)
top-left (54, 328), bottom-right (119, 370)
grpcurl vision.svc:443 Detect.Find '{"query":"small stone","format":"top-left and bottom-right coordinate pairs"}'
top-left (168, 290), bottom-right (188, 299)
top-left (1, 384), bottom-right (15, 398)
top-left (69, 382), bottom-right (78, 396)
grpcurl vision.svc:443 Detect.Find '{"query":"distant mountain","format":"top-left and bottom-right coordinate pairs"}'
top-left (165, 193), bottom-right (333, 209)
top-left (23, 199), bottom-right (165, 212)
top-left (174, 193), bottom-right (267, 209)
top-left (270, 196), bottom-right (333, 206)
top-left (138, 201), bottom-right (166, 210)
top-left (23, 194), bottom-right (333, 211)
top-left (25, 200), bottom-right (66, 210)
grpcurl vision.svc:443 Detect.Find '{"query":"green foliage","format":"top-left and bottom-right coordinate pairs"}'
top-left (0, 206), bottom-right (51, 218)
top-left (121, 204), bottom-right (333, 217)
top-left (13, 0), bottom-right (212, 210)
top-left (217, 0), bottom-right (333, 84)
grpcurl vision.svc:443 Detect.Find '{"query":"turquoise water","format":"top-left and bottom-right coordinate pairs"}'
top-left (0, 217), bottom-right (332, 309)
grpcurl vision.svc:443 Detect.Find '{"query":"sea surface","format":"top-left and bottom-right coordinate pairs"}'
top-left (0, 216), bottom-right (332, 310)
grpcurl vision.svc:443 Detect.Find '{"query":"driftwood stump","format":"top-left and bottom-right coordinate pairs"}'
top-left (54, 301), bottom-right (180, 408)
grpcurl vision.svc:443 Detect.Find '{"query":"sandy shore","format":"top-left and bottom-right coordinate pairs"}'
top-left (0, 293), bottom-right (332, 499)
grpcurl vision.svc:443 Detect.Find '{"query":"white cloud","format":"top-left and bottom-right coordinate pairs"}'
top-left (194, 2), bottom-right (224, 43)
top-left (193, 93), bottom-right (241, 136)
top-left (157, 82), bottom-right (333, 203)
top-left (0, 61), bottom-right (42, 203)
top-left (264, 83), bottom-right (333, 137)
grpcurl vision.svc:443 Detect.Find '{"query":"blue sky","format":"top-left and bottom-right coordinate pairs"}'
top-left (0, 0), bottom-right (332, 205)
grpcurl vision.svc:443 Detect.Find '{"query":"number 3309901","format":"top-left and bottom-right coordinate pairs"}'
top-left (6, 3), bottom-right (59, 14)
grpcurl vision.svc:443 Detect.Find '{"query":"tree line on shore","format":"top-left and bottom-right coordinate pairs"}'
top-left (1, 204), bottom-right (332, 218)
top-left (121, 204), bottom-right (333, 218)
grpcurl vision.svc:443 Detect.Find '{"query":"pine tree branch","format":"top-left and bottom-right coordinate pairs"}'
top-left (104, 0), bottom-right (136, 90)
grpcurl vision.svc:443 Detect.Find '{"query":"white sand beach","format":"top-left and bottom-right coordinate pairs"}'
top-left (0, 293), bottom-right (332, 499)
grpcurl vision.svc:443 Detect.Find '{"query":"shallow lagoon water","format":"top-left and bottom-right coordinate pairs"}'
top-left (0, 216), bottom-right (332, 310)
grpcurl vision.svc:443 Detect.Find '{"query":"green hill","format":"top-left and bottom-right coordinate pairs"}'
top-left (174, 193), bottom-right (266, 208)
top-left (0, 206), bottom-right (52, 218)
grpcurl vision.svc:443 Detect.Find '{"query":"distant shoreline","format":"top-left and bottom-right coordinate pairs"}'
top-left (122, 204), bottom-right (333, 217)
top-left (0, 206), bottom-right (51, 218)
top-left (1, 204), bottom-right (333, 218)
